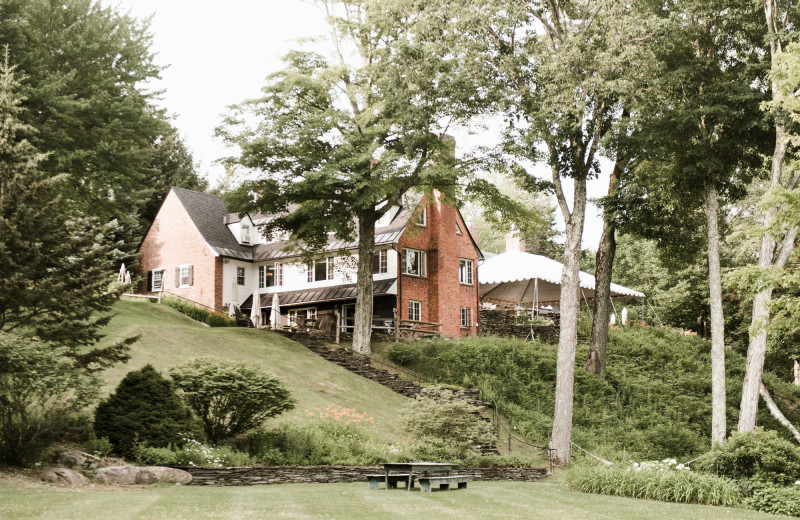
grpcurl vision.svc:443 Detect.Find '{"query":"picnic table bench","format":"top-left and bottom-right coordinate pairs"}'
top-left (418, 475), bottom-right (471, 493)
top-left (366, 473), bottom-right (414, 490)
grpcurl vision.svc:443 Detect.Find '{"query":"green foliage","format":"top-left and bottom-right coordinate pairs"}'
top-left (204, 312), bottom-right (236, 328)
top-left (246, 422), bottom-right (398, 466)
top-left (0, 332), bottom-right (100, 465)
top-left (744, 483), bottom-right (800, 518)
top-left (566, 463), bottom-right (743, 507)
top-left (170, 358), bottom-right (294, 444)
top-left (84, 434), bottom-right (113, 458)
top-left (402, 386), bottom-right (496, 463)
top-left (162, 298), bottom-right (235, 327)
top-left (387, 344), bottom-right (421, 367)
top-left (693, 428), bottom-right (800, 486)
top-left (135, 434), bottom-right (250, 468)
top-left (93, 364), bottom-right (195, 456)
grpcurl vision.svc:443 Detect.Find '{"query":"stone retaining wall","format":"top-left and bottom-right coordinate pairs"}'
top-left (479, 310), bottom-right (559, 343)
top-left (178, 465), bottom-right (547, 486)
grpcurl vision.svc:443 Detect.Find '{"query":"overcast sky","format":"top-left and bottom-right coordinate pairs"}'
top-left (111, 0), bottom-right (609, 250)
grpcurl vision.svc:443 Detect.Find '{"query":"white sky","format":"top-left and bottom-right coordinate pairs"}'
top-left (111, 0), bottom-right (608, 251)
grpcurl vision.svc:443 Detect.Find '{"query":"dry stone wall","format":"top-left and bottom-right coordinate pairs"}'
top-left (177, 465), bottom-right (547, 486)
top-left (479, 310), bottom-right (559, 343)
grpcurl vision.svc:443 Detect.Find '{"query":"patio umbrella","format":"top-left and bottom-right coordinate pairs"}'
top-left (118, 263), bottom-right (126, 283)
top-left (270, 292), bottom-right (281, 329)
top-left (229, 282), bottom-right (238, 318)
top-left (124, 271), bottom-right (132, 284)
top-left (250, 289), bottom-right (262, 328)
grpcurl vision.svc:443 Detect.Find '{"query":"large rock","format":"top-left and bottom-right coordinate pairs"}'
top-left (36, 468), bottom-right (89, 487)
top-left (141, 466), bottom-right (192, 485)
top-left (58, 450), bottom-right (102, 470)
top-left (95, 465), bottom-right (192, 485)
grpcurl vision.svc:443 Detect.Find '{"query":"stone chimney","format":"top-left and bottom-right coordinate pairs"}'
top-left (505, 230), bottom-right (526, 253)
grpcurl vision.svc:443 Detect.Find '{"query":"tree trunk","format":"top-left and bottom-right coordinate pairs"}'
top-left (586, 161), bottom-right (621, 376)
top-left (550, 173), bottom-right (587, 463)
top-left (352, 214), bottom-right (376, 355)
top-left (704, 174), bottom-right (727, 446)
top-left (760, 382), bottom-right (800, 444)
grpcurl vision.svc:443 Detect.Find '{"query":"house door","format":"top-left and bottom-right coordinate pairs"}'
top-left (342, 304), bottom-right (355, 332)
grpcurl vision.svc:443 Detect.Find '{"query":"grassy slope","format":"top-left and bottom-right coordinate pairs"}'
top-left (0, 479), bottom-right (791, 520)
top-left (94, 299), bottom-right (410, 442)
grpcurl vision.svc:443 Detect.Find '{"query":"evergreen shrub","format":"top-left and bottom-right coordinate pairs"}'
top-left (94, 364), bottom-right (195, 456)
top-left (693, 428), bottom-right (800, 486)
top-left (744, 483), bottom-right (800, 517)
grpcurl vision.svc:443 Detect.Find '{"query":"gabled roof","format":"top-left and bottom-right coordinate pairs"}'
top-left (171, 188), bottom-right (250, 254)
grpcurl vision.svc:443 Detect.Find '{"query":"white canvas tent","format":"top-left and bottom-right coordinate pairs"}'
top-left (479, 251), bottom-right (644, 305)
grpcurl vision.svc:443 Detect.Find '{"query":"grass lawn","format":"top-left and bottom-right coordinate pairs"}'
top-left (94, 299), bottom-right (411, 442)
top-left (0, 478), bottom-right (791, 520)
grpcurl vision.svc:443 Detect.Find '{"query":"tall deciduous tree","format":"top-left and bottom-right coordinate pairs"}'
top-left (0, 50), bottom-right (130, 363)
top-left (738, 0), bottom-right (800, 433)
top-left (0, 0), bottom-right (168, 223)
top-left (219, 0), bottom-right (483, 354)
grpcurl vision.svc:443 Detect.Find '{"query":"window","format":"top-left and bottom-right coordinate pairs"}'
top-left (460, 307), bottom-right (472, 329)
top-left (236, 267), bottom-right (245, 286)
top-left (150, 269), bottom-right (163, 292)
top-left (175, 265), bottom-right (193, 287)
top-left (308, 257), bottom-right (334, 282)
top-left (288, 307), bottom-right (317, 324)
top-left (409, 300), bottom-right (421, 322)
top-left (415, 206), bottom-right (427, 227)
top-left (259, 263), bottom-right (283, 288)
top-left (241, 224), bottom-right (251, 244)
top-left (459, 258), bottom-right (474, 285)
top-left (373, 249), bottom-right (388, 274)
top-left (402, 248), bottom-right (427, 277)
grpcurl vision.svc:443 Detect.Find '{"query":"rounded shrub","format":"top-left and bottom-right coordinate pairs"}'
top-left (94, 364), bottom-right (195, 456)
top-left (205, 312), bottom-right (235, 327)
top-left (693, 427), bottom-right (800, 485)
top-left (388, 344), bottom-right (421, 367)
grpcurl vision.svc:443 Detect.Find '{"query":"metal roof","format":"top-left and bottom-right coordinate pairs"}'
top-left (240, 278), bottom-right (397, 310)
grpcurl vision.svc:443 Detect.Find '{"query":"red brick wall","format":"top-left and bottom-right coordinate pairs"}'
top-left (398, 191), bottom-right (480, 337)
top-left (137, 190), bottom-right (223, 311)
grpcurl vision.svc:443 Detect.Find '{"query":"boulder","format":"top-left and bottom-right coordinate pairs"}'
top-left (36, 468), bottom-right (89, 487)
top-left (58, 449), bottom-right (102, 470)
top-left (141, 466), bottom-right (193, 485)
top-left (95, 465), bottom-right (140, 485)
top-left (94, 465), bottom-right (192, 485)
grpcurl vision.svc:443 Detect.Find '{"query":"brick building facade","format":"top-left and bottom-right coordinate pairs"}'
top-left (137, 188), bottom-right (481, 337)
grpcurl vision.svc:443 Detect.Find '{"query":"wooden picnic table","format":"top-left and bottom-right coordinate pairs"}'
top-left (382, 462), bottom-right (452, 491)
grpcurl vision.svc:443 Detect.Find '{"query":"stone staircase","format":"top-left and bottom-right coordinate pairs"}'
top-left (277, 331), bottom-right (500, 455)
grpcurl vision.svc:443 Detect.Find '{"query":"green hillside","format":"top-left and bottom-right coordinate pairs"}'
top-left (95, 299), bottom-right (411, 443)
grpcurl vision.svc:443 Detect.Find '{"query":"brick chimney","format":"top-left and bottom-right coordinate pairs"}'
top-left (505, 230), bottom-right (526, 252)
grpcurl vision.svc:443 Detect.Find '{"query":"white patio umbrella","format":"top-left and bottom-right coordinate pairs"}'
top-left (270, 292), bottom-right (281, 329)
top-left (250, 289), bottom-right (262, 328)
top-left (124, 271), bottom-right (132, 284)
top-left (229, 282), bottom-right (238, 318)
top-left (118, 263), bottom-right (126, 283)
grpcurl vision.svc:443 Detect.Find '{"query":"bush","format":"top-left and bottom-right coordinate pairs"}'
top-left (402, 385), bottom-right (496, 463)
top-left (170, 358), bottom-right (294, 443)
top-left (163, 298), bottom-right (210, 323)
top-left (246, 422), bottom-right (399, 465)
top-left (0, 333), bottom-right (100, 466)
top-left (135, 434), bottom-right (251, 467)
top-left (693, 428), bottom-right (800, 486)
top-left (388, 344), bottom-right (421, 367)
top-left (566, 463), bottom-right (743, 507)
top-left (94, 364), bottom-right (195, 456)
top-left (204, 312), bottom-right (235, 327)
top-left (84, 434), bottom-right (113, 458)
top-left (744, 482), bottom-right (800, 517)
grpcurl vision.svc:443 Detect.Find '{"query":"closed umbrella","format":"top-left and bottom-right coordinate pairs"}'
top-left (250, 289), bottom-right (262, 328)
top-left (118, 263), bottom-right (126, 283)
top-left (229, 282), bottom-right (238, 318)
top-left (271, 292), bottom-right (281, 329)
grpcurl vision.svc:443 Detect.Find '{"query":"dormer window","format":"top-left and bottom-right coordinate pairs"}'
top-left (241, 224), bottom-right (251, 244)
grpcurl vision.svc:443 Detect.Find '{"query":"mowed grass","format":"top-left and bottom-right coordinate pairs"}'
top-left (93, 299), bottom-right (410, 441)
top-left (0, 479), bottom-right (792, 520)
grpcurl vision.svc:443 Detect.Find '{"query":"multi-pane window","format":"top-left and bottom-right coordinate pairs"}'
top-left (150, 269), bottom-right (163, 291)
top-left (459, 258), bottom-right (474, 285)
top-left (402, 248), bottom-right (427, 277)
top-left (308, 257), bottom-right (335, 282)
top-left (415, 206), bottom-right (427, 226)
top-left (177, 265), bottom-right (193, 287)
top-left (409, 300), bottom-right (421, 322)
top-left (460, 307), bottom-right (472, 329)
top-left (259, 263), bottom-right (283, 288)
top-left (373, 249), bottom-right (388, 274)
top-left (236, 267), bottom-right (245, 286)
top-left (241, 224), bottom-right (251, 244)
